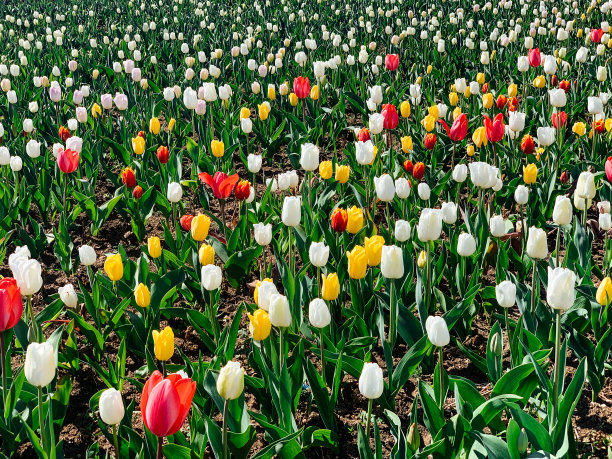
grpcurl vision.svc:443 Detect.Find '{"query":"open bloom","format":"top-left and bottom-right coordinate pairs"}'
top-left (439, 113), bottom-right (467, 141)
top-left (293, 76), bottom-right (310, 99)
top-left (528, 48), bottom-right (541, 67)
top-left (57, 148), bottom-right (79, 173)
top-left (141, 370), bottom-right (196, 437)
top-left (385, 54), bottom-right (399, 71)
top-left (198, 171), bottom-right (240, 199)
top-left (381, 104), bottom-right (398, 130)
top-left (483, 114), bottom-right (504, 142)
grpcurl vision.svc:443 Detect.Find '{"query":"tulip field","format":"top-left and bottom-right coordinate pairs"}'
top-left (4, 0), bottom-right (612, 457)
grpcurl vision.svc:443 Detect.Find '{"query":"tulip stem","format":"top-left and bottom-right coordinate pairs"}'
top-left (365, 398), bottom-right (373, 440)
top-left (222, 399), bottom-right (229, 459)
top-left (210, 290), bottom-right (220, 343)
top-left (113, 424), bottom-right (120, 459)
top-left (319, 330), bottom-right (326, 386)
top-left (388, 280), bottom-right (396, 348)
top-left (156, 436), bottom-right (163, 459)
top-left (0, 332), bottom-right (6, 405)
top-left (552, 310), bottom-right (562, 427)
top-left (438, 347), bottom-right (444, 410)
top-left (425, 242), bottom-right (432, 317)
top-left (531, 260), bottom-right (538, 316)
top-left (555, 227), bottom-right (562, 267)
top-left (38, 387), bottom-right (48, 453)
top-left (316, 267), bottom-right (321, 299)
top-left (279, 328), bottom-right (284, 369)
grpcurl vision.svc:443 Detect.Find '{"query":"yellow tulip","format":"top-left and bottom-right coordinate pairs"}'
top-left (149, 117), bottom-right (161, 135)
top-left (258, 103), bottom-right (270, 121)
top-left (247, 309), bottom-right (271, 341)
top-left (572, 122), bottom-right (586, 136)
top-left (476, 72), bottom-right (485, 84)
top-left (148, 236), bottom-right (161, 258)
top-left (508, 83), bottom-right (518, 97)
top-left (417, 250), bottom-right (427, 269)
top-left (577, 29), bottom-right (583, 38)
top-left (310, 85), bottom-right (320, 101)
top-left (191, 214), bottom-right (211, 241)
top-left (428, 105), bottom-right (439, 119)
top-left (400, 100), bottom-right (411, 118)
top-left (452, 107), bottom-right (462, 120)
top-left (347, 246), bottom-right (367, 279)
top-left (211, 139), bottom-right (225, 158)
top-left (346, 206), bottom-right (364, 234)
top-left (132, 136), bottom-right (145, 155)
top-left (92, 69), bottom-right (100, 80)
top-left (533, 75), bottom-right (546, 88)
top-left (472, 126), bottom-right (488, 148)
top-left (268, 85), bottom-right (276, 100)
top-left (482, 93), bottom-right (494, 109)
top-left (319, 160), bottom-right (333, 180)
top-left (104, 254), bottom-right (123, 281)
top-left (365, 235), bottom-right (385, 266)
top-left (321, 273), bottom-right (340, 301)
top-left (416, 76), bottom-right (422, 85)
top-left (449, 92), bottom-right (458, 107)
top-left (490, 50), bottom-right (496, 61)
top-left (421, 115), bottom-right (436, 132)
top-left (199, 243), bottom-right (215, 265)
top-left (134, 283), bottom-right (151, 308)
top-left (596, 277), bottom-right (612, 306)
top-left (467, 145), bottom-right (475, 157)
top-left (464, 86), bottom-right (472, 98)
top-left (427, 65), bottom-right (433, 74)
top-left (168, 118), bottom-right (176, 132)
top-left (152, 327), bottom-right (174, 361)
top-left (335, 165), bottom-right (350, 184)
top-left (401, 136), bottom-right (413, 153)
top-left (254, 278), bottom-right (273, 305)
top-left (91, 103), bottom-right (102, 119)
top-left (523, 164), bottom-right (538, 185)
top-left (606, 119), bottom-right (612, 132)
top-left (239, 107), bottom-right (251, 120)
top-left (289, 93), bottom-right (298, 106)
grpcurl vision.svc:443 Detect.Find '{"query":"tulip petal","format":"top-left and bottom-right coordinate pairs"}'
top-left (198, 172), bottom-right (214, 187)
top-left (140, 370), bottom-right (163, 431)
top-left (169, 379), bottom-right (196, 434)
top-left (145, 379), bottom-right (180, 436)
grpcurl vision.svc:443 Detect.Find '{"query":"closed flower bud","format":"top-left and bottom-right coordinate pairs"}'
top-left (99, 388), bottom-right (125, 425)
top-left (547, 267), bottom-right (576, 311)
top-left (309, 241), bottom-right (330, 267)
top-left (381, 245), bottom-right (404, 279)
top-left (104, 254), bottom-right (123, 281)
top-left (426, 315), bottom-right (450, 347)
top-left (79, 245), bottom-right (97, 265)
top-left (152, 327), bottom-right (174, 361)
top-left (148, 237), bottom-right (161, 258)
top-left (269, 293), bottom-right (291, 327)
top-left (347, 245), bottom-right (367, 279)
top-left (496, 280), bottom-right (516, 308)
top-left (167, 182), bottom-right (183, 203)
top-left (134, 283), bottom-right (151, 308)
top-left (358, 362), bottom-right (384, 399)
top-left (149, 117), bottom-right (161, 135)
top-left (248, 309), bottom-right (271, 341)
top-left (309, 298), bottom-right (331, 328)
top-left (199, 244), bottom-right (215, 266)
top-left (217, 361), bottom-right (245, 400)
top-left (25, 342), bottom-right (56, 387)
top-left (321, 273), bottom-right (339, 301)
top-left (527, 227), bottom-right (548, 259)
top-left (201, 265), bottom-right (222, 291)
top-left (457, 233), bottom-right (477, 257)
top-left (191, 214), bottom-right (211, 241)
top-left (490, 332), bottom-right (503, 355)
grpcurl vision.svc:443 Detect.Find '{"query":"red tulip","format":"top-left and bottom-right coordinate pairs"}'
top-left (403, 160), bottom-right (414, 173)
top-left (552, 111), bottom-right (567, 129)
top-left (483, 113), bottom-right (504, 143)
top-left (551, 75), bottom-right (558, 87)
top-left (356, 127), bottom-right (371, 142)
top-left (385, 54), bottom-right (399, 71)
top-left (331, 208), bottom-right (348, 233)
top-left (198, 171), bottom-right (240, 200)
top-left (137, 130), bottom-right (146, 139)
top-left (528, 48), bottom-right (541, 67)
top-left (559, 80), bottom-right (571, 93)
top-left (293, 77), bottom-right (310, 99)
top-left (57, 148), bottom-right (79, 173)
top-left (0, 278), bottom-right (22, 332)
top-left (59, 126), bottom-right (71, 142)
top-left (413, 162), bottom-right (425, 180)
top-left (507, 97), bottom-right (519, 112)
top-left (594, 119), bottom-right (606, 134)
top-left (180, 214), bottom-right (194, 231)
top-left (496, 95), bottom-right (507, 110)
top-left (439, 114), bottom-right (467, 142)
top-left (482, 83), bottom-right (489, 93)
top-left (121, 167), bottom-right (137, 189)
top-left (606, 157), bottom-right (612, 183)
top-left (521, 134), bottom-right (535, 155)
top-left (133, 185), bottom-right (143, 199)
top-left (141, 370), bottom-right (196, 437)
top-left (157, 146), bottom-right (169, 164)
top-left (424, 133), bottom-right (437, 150)
top-left (381, 104), bottom-right (398, 130)
top-left (591, 28), bottom-right (603, 43)
top-left (560, 171), bottom-right (569, 184)
top-left (235, 179), bottom-right (251, 201)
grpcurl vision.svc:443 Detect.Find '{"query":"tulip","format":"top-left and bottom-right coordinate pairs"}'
top-left (417, 209), bottom-right (442, 242)
top-left (269, 293), bottom-right (291, 328)
top-left (211, 140), bottom-right (225, 158)
top-left (490, 215), bottom-right (506, 238)
top-left (523, 164), bottom-right (538, 185)
top-left (347, 246), bottom-right (367, 279)
top-left (359, 362), bottom-right (384, 400)
top-left (472, 126), bottom-right (488, 148)
top-left (381, 104), bottom-right (398, 130)
top-left (515, 185), bottom-right (529, 205)
top-left (421, 114), bottom-right (436, 132)
top-left (346, 206), bottom-right (364, 234)
top-left (395, 220), bottom-right (411, 242)
top-left (385, 54), bottom-right (399, 71)
top-left (553, 196), bottom-right (573, 227)
top-left (509, 112), bottom-right (526, 132)
top-left (588, 97), bottom-right (603, 115)
top-left (79, 245), bottom-right (97, 266)
top-left (441, 202), bottom-right (457, 224)
top-left (180, 215), bottom-right (194, 231)
top-left (496, 281), bottom-right (516, 308)
top-left (600, 213), bottom-right (612, 231)
top-left (395, 178), bottom-right (411, 199)
top-left (484, 114), bottom-right (504, 143)
top-left (300, 143), bottom-right (319, 171)
top-left (134, 283), bottom-right (151, 308)
top-left (57, 148), bottom-right (79, 174)
top-left (528, 48), bottom-right (541, 67)
top-left (309, 298), bottom-right (331, 328)
top-left (255, 280), bottom-right (278, 312)
top-left (149, 117), bottom-right (161, 135)
top-left (217, 361), bottom-right (245, 400)
top-left (99, 388), bottom-right (125, 426)
top-left (572, 122), bottom-right (586, 136)
top-left (191, 214), bottom-right (211, 241)
top-left (401, 136), bottom-right (413, 153)
top-left (426, 316), bottom-right (450, 347)
top-left (309, 241), bottom-right (330, 269)
top-left (527, 227), bottom-right (548, 260)
top-left (452, 164), bottom-right (468, 183)
top-left (457, 233), bottom-right (477, 257)
top-left (247, 309), bottom-right (271, 341)
top-left (199, 244), bottom-right (215, 266)
top-left (58, 283), bottom-right (78, 309)
top-left (482, 93), bottom-right (493, 109)
top-left (355, 140), bottom-right (375, 165)
top-left (596, 277), bottom-right (612, 306)
top-left (0, 278), bottom-right (22, 332)
top-left (25, 341), bottom-right (56, 387)
top-left (198, 171), bottom-right (240, 200)
top-left (374, 174), bottom-right (395, 202)
top-left (536, 127), bottom-right (555, 147)
top-left (281, 196), bottom-right (301, 227)
top-left (132, 136), bottom-right (145, 156)
top-left (141, 370), bottom-right (195, 437)
top-left (121, 167), bottom-right (137, 188)
top-left (253, 223), bottom-right (273, 248)
top-left (364, 236), bottom-right (385, 267)
top-left (319, 161), bottom-right (332, 180)
top-left (293, 77), bottom-right (310, 99)
top-left (369, 113), bottom-right (384, 135)
top-left (413, 162), bottom-right (425, 180)
top-left (202, 265), bottom-right (222, 291)
top-left (400, 100), bottom-right (411, 118)
top-left (335, 165), bottom-right (350, 184)
top-left (167, 182), bottom-right (183, 203)
top-left (152, 326), bottom-right (174, 362)
top-left (331, 208), bottom-right (348, 233)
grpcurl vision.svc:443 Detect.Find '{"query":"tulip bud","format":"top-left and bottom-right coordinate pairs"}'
top-left (104, 254), bottom-right (123, 281)
top-left (152, 327), bottom-right (174, 361)
top-left (201, 265), bottom-right (222, 291)
top-left (547, 267), bottom-right (576, 311)
top-left (426, 315), bottom-right (450, 346)
top-left (358, 362), bottom-right (384, 399)
top-left (99, 388), bottom-right (125, 425)
top-left (217, 361), bottom-right (245, 400)
top-left (58, 283), bottom-right (78, 309)
top-left (25, 342), bottom-right (56, 387)
top-left (309, 298), bottom-right (331, 328)
top-left (134, 283), bottom-right (151, 308)
top-left (518, 428), bottom-right (528, 453)
top-left (407, 423), bottom-right (420, 451)
top-left (269, 293), bottom-right (291, 327)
